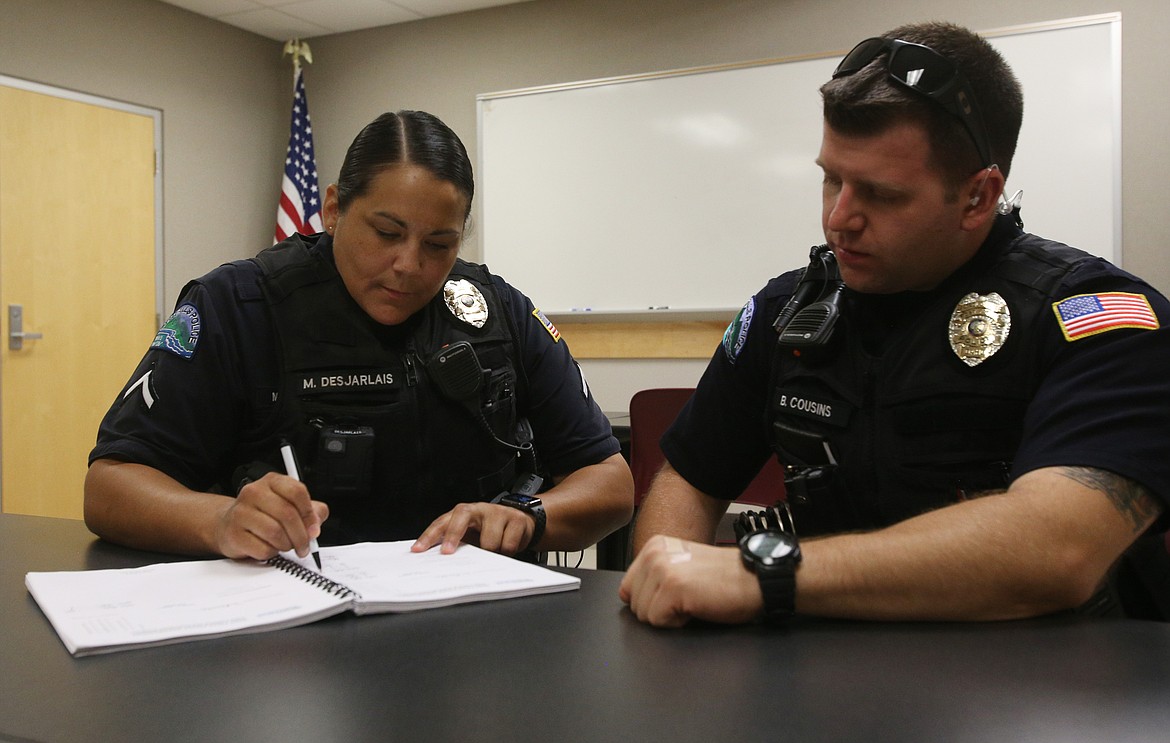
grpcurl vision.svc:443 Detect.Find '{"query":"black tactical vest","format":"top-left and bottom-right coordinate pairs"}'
top-left (768, 232), bottom-right (1093, 537)
top-left (253, 235), bottom-right (529, 544)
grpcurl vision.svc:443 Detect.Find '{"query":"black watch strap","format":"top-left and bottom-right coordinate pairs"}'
top-left (522, 501), bottom-right (546, 548)
top-left (492, 493), bottom-right (547, 549)
top-left (739, 529), bottom-right (801, 623)
top-left (757, 563), bottom-right (797, 622)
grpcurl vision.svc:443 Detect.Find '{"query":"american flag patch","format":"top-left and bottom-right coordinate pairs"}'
top-left (1052, 292), bottom-right (1159, 341)
top-left (532, 308), bottom-right (561, 342)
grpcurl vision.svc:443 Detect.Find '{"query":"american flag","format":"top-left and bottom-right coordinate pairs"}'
top-left (274, 67), bottom-right (322, 243)
top-left (1053, 292), bottom-right (1160, 341)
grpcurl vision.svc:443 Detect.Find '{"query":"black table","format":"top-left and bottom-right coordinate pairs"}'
top-left (4, 513), bottom-right (1170, 742)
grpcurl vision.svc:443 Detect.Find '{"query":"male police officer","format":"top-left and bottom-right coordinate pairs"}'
top-left (620, 22), bottom-right (1170, 626)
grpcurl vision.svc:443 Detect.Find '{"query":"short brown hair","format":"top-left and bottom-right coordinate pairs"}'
top-left (820, 21), bottom-right (1023, 190)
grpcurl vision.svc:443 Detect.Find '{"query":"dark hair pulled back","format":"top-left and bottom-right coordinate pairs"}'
top-left (335, 110), bottom-right (474, 220)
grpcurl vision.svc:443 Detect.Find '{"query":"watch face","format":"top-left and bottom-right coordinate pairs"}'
top-left (504, 494), bottom-right (541, 507)
top-left (745, 531), bottom-right (797, 564)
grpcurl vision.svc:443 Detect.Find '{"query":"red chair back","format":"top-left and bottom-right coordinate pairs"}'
top-left (628, 388), bottom-right (785, 507)
top-left (629, 388), bottom-right (695, 505)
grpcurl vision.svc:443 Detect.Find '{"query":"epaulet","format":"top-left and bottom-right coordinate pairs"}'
top-left (992, 234), bottom-right (1096, 295)
top-left (448, 258), bottom-right (494, 284)
top-left (253, 236), bottom-right (331, 302)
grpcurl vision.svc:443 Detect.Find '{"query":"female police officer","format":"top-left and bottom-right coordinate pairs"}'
top-left (84, 110), bottom-right (633, 562)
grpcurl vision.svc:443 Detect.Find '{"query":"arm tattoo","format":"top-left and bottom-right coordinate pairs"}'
top-left (1057, 466), bottom-right (1162, 533)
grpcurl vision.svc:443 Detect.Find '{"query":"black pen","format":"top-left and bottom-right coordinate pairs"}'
top-left (279, 440), bottom-right (322, 571)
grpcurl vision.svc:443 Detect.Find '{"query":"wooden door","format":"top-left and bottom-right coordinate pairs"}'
top-left (1, 83), bottom-right (158, 518)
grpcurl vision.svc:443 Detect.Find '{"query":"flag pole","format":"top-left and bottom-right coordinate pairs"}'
top-left (282, 38), bottom-right (313, 76)
top-left (274, 38), bottom-right (323, 243)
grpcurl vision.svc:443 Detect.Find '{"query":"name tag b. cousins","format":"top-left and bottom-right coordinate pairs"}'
top-left (774, 390), bottom-right (851, 427)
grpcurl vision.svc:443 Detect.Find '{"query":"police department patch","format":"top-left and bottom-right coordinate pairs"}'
top-left (722, 298), bottom-right (755, 363)
top-left (533, 308), bottom-right (561, 342)
top-left (151, 303), bottom-right (201, 359)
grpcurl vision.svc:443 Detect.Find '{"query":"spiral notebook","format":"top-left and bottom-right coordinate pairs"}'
top-left (25, 541), bottom-right (580, 657)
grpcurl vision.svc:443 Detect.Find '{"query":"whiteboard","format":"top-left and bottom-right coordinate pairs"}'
top-left (477, 15), bottom-right (1120, 317)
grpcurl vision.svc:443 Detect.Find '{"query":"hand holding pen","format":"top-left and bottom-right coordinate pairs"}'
top-left (280, 440), bottom-right (323, 571)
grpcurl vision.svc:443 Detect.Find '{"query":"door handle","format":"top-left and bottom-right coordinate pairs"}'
top-left (8, 305), bottom-right (44, 350)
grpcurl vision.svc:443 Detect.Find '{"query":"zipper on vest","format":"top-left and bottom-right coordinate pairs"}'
top-left (404, 354), bottom-right (419, 386)
top-left (859, 362), bottom-right (883, 521)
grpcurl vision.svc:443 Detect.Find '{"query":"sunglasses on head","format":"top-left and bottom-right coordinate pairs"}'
top-left (832, 37), bottom-right (992, 169)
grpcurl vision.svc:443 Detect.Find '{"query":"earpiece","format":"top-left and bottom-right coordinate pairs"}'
top-left (969, 164), bottom-right (999, 209)
top-left (998, 189), bottom-right (1024, 216)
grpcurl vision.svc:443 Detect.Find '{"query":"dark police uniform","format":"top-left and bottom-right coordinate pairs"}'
top-left (662, 214), bottom-right (1170, 617)
top-left (91, 233), bottom-right (619, 544)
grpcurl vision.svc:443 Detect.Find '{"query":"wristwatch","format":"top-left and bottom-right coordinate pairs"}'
top-left (738, 529), bottom-right (802, 622)
top-left (493, 492), bottom-right (547, 549)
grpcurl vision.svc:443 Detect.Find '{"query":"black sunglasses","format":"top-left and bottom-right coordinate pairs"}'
top-left (832, 37), bottom-right (992, 168)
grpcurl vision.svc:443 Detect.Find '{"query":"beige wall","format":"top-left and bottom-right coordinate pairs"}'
top-left (3, 0), bottom-right (1168, 410)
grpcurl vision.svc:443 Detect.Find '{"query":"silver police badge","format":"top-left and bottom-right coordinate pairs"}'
top-left (948, 292), bottom-right (1010, 367)
top-left (443, 279), bottom-right (489, 328)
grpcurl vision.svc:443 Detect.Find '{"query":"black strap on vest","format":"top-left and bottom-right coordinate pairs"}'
top-left (767, 246), bottom-right (846, 508)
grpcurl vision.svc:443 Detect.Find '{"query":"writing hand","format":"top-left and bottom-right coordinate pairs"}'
top-left (214, 472), bottom-right (328, 561)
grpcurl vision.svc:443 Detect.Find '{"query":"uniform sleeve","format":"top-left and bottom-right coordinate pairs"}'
top-left (661, 282), bottom-right (792, 501)
top-left (497, 280), bottom-right (620, 476)
top-left (89, 273), bottom-right (270, 492)
top-left (1012, 264), bottom-right (1170, 507)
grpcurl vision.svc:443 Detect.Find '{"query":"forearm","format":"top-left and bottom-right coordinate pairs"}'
top-left (796, 468), bottom-right (1160, 621)
top-left (632, 463), bottom-right (728, 554)
top-left (623, 467), bottom-right (1162, 627)
top-left (538, 453), bottom-right (634, 551)
top-left (797, 515), bottom-right (1066, 621)
top-left (84, 458), bottom-right (232, 556)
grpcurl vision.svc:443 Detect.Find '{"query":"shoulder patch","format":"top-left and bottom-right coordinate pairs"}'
top-left (151, 303), bottom-right (201, 359)
top-left (1052, 292), bottom-right (1159, 342)
top-left (532, 308), bottom-right (561, 342)
top-left (722, 298), bottom-right (755, 363)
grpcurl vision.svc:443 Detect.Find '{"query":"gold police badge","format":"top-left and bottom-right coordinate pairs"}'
top-left (443, 279), bottom-right (489, 328)
top-left (948, 292), bottom-right (1010, 367)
